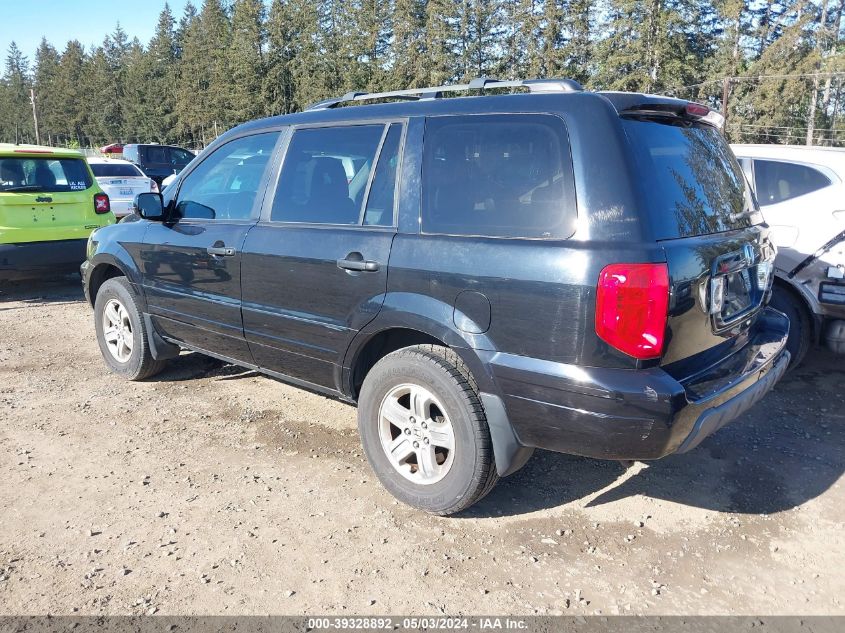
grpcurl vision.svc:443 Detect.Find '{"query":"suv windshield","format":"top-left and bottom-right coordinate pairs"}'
top-left (0, 157), bottom-right (93, 193)
top-left (90, 162), bottom-right (144, 178)
top-left (622, 119), bottom-right (762, 238)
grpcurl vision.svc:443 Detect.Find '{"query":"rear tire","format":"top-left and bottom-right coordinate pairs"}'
top-left (94, 277), bottom-right (166, 381)
top-left (357, 345), bottom-right (499, 515)
top-left (769, 285), bottom-right (812, 369)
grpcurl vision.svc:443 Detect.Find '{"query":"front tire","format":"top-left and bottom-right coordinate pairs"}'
top-left (94, 277), bottom-right (166, 380)
top-left (357, 345), bottom-right (499, 515)
top-left (769, 285), bottom-right (812, 369)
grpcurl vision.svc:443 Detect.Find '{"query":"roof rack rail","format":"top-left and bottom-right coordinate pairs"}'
top-left (305, 77), bottom-right (584, 111)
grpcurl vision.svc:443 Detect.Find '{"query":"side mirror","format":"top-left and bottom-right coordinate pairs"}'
top-left (134, 192), bottom-right (164, 220)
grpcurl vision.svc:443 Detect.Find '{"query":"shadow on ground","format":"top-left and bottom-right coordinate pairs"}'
top-left (0, 275), bottom-right (84, 306)
top-left (469, 349), bottom-right (845, 517)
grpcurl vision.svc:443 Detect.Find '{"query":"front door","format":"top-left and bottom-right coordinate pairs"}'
top-left (241, 122), bottom-right (405, 389)
top-left (140, 131), bottom-right (281, 362)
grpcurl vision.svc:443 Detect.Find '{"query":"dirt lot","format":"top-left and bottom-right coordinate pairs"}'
top-left (0, 276), bottom-right (843, 616)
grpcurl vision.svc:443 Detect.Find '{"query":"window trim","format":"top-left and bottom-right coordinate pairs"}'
top-left (168, 129), bottom-right (285, 225)
top-left (748, 157), bottom-right (836, 207)
top-left (261, 118), bottom-right (408, 229)
top-left (419, 112), bottom-right (578, 241)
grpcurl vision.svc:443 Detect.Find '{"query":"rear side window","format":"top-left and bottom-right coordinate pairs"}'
top-left (0, 157), bottom-right (92, 193)
top-left (272, 125), bottom-right (385, 224)
top-left (144, 146), bottom-right (169, 163)
top-left (89, 163), bottom-right (144, 178)
top-left (753, 159), bottom-right (831, 205)
top-left (622, 118), bottom-right (761, 238)
top-left (422, 114), bottom-right (576, 239)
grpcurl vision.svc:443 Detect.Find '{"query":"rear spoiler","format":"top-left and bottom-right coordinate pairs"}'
top-left (619, 101), bottom-right (725, 130)
top-left (600, 92), bottom-right (725, 130)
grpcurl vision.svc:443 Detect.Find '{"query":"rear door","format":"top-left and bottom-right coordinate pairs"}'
top-left (749, 158), bottom-right (839, 274)
top-left (140, 145), bottom-right (174, 183)
top-left (140, 131), bottom-right (280, 362)
top-left (619, 117), bottom-right (776, 367)
top-left (240, 122), bottom-right (404, 389)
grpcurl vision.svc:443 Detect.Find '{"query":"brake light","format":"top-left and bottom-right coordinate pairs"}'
top-left (595, 263), bottom-right (670, 360)
top-left (685, 102), bottom-right (710, 117)
top-left (94, 192), bottom-right (111, 214)
top-left (150, 180), bottom-right (159, 193)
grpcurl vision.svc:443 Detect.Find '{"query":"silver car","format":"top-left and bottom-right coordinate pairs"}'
top-left (732, 144), bottom-right (845, 364)
top-left (87, 157), bottom-right (158, 218)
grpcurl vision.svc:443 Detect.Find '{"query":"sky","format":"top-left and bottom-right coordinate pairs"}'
top-left (1, 0), bottom-right (193, 64)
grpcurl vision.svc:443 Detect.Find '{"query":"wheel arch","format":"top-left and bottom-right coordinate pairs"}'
top-left (86, 256), bottom-right (136, 308)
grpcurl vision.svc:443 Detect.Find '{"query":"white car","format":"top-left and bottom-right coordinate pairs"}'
top-left (86, 157), bottom-right (158, 218)
top-left (731, 144), bottom-right (845, 364)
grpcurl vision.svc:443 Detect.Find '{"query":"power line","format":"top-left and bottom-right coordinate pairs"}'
top-left (676, 72), bottom-right (845, 92)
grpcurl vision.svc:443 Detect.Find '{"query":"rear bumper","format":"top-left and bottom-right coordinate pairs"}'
top-left (0, 239), bottom-right (88, 281)
top-left (481, 307), bottom-right (790, 460)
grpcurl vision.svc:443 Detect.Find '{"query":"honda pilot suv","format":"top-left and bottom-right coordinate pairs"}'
top-left (82, 79), bottom-right (790, 515)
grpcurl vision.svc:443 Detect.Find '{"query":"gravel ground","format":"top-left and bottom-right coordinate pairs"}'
top-left (0, 276), bottom-right (843, 616)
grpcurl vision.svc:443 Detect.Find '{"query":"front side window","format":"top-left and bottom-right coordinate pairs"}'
top-left (422, 114), bottom-right (576, 238)
top-left (753, 159), bottom-right (832, 206)
top-left (272, 124), bottom-right (386, 224)
top-left (174, 132), bottom-right (279, 221)
top-left (0, 157), bottom-right (93, 193)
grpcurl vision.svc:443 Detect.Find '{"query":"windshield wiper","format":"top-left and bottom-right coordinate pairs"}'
top-left (1, 185), bottom-right (44, 193)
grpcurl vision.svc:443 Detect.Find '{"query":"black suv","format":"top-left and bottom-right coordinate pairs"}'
top-left (122, 144), bottom-right (195, 186)
top-left (82, 78), bottom-right (790, 515)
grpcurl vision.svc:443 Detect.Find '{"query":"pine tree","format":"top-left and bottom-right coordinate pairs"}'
top-left (53, 40), bottom-right (88, 146)
top-left (2, 42), bottom-right (33, 144)
top-left (389, 0), bottom-right (427, 89)
top-left (424, 0), bottom-right (461, 85)
top-left (229, 0), bottom-right (266, 124)
top-left (264, 0), bottom-right (297, 114)
top-left (32, 38), bottom-right (61, 145)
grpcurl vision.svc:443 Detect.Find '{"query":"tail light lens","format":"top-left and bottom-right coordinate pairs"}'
top-left (150, 180), bottom-right (159, 193)
top-left (94, 192), bottom-right (111, 214)
top-left (595, 263), bottom-right (670, 360)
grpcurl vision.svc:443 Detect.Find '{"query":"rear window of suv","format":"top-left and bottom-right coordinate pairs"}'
top-left (0, 157), bottom-right (93, 193)
top-left (622, 118), bottom-right (762, 238)
top-left (89, 162), bottom-right (144, 178)
top-left (422, 114), bottom-right (577, 239)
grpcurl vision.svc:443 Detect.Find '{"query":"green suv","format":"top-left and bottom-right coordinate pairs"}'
top-left (1, 144), bottom-right (115, 281)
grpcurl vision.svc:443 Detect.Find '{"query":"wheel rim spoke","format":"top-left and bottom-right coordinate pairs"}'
top-left (102, 299), bottom-right (133, 363)
top-left (387, 435), bottom-right (414, 463)
top-left (381, 397), bottom-right (411, 430)
top-left (417, 445), bottom-right (438, 478)
top-left (429, 423), bottom-right (454, 450)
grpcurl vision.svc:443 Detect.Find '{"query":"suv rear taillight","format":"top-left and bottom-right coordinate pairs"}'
top-left (94, 192), bottom-right (111, 214)
top-left (595, 263), bottom-right (670, 360)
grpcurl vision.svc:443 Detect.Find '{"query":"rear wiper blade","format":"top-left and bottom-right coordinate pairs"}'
top-left (728, 209), bottom-right (759, 222)
top-left (1, 186), bottom-right (43, 192)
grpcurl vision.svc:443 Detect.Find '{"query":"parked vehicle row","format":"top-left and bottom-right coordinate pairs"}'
top-left (82, 79), bottom-right (790, 514)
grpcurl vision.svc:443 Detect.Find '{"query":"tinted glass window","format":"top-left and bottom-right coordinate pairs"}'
top-left (364, 124), bottom-right (402, 226)
top-left (0, 157), bottom-right (92, 192)
top-left (422, 114), bottom-right (576, 238)
top-left (622, 118), bottom-right (761, 238)
top-left (753, 159), bottom-right (831, 205)
top-left (89, 162), bottom-right (144, 177)
top-left (144, 146), bottom-right (168, 163)
top-left (272, 125), bottom-right (384, 224)
top-left (169, 148), bottom-right (194, 165)
top-left (174, 132), bottom-right (278, 221)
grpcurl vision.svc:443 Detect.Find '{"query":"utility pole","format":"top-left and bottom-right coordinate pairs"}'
top-left (30, 89), bottom-right (41, 146)
top-left (721, 77), bottom-right (731, 121)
